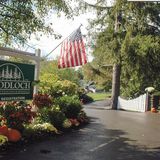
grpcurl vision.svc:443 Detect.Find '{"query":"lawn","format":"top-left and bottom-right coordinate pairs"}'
top-left (87, 92), bottom-right (111, 101)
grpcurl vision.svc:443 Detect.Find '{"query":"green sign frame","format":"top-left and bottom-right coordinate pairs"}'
top-left (0, 60), bottom-right (35, 101)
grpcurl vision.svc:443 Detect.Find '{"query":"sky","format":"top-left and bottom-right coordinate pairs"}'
top-left (29, 12), bottom-right (94, 61)
top-left (24, 0), bottom-right (114, 62)
top-left (24, 1), bottom-right (96, 62)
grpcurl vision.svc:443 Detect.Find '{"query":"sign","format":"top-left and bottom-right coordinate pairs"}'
top-left (0, 60), bottom-right (35, 101)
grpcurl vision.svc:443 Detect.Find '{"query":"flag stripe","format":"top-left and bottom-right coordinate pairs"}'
top-left (69, 42), bottom-right (75, 67)
top-left (77, 40), bottom-right (82, 65)
top-left (62, 42), bottom-right (65, 68)
top-left (75, 41), bottom-right (80, 66)
top-left (73, 41), bottom-right (79, 66)
top-left (66, 40), bottom-right (70, 67)
top-left (80, 39), bottom-right (87, 64)
top-left (58, 27), bottom-right (87, 68)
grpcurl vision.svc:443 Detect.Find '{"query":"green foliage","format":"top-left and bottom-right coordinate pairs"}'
top-left (40, 60), bottom-right (82, 85)
top-left (23, 122), bottom-right (58, 140)
top-left (39, 60), bottom-right (82, 97)
top-left (39, 73), bottom-right (59, 93)
top-left (121, 35), bottom-right (160, 98)
top-left (41, 79), bottom-right (78, 98)
top-left (0, 0), bottom-right (73, 45)
top-left (79, 94), bottom-right (94, 104)
top-left (82, 0), bottom-right (160, 98)
top-left (55, 96), bottom-right (82, 118)
top-left (103, 81), bottom-right (112, 92)
top-left (53, 80), bottom-right (78, 97)
top-left (38, 106), bottom-right (66, 129)
top-left (8, 57), bottom-right (32, 64)
top-left (37, 107), bottom-right (51, 123)
top-left (82, 63), bottom-right (112, 91)
top-left (87, 92), bottom-right (111, 101)
top-left (77, 110), bottom-right (89, 124)
top-left (48, 108), bottom-right (66, 129)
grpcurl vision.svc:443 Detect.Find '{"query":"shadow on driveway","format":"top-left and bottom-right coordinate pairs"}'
top-left (0, 115), bottom-right (160, 160)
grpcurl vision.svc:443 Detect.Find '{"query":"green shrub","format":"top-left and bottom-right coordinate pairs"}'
top-left (79, 94), bottom-right (94, 104)
top-left (48, 107), bottom-right (66, 129)
top-left (77, 110), bottom-right (89, 124)
top-left (38, 107), bottom-right (50, 123)
top-left (55, 96), bottom-right (82, 118)
top-left (39, 73), bottom-right (59, 94)
top-left (38, 106), bottom-right (66, 130)
top-left (23, 123), bottom-right (58, 140)
top-left (49, 80), bottom-right (78, 98)
top-left (39, 74), bottom-right (79, 98)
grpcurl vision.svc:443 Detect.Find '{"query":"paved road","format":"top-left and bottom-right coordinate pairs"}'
top-left (1, 100), bottom-right (160, 160)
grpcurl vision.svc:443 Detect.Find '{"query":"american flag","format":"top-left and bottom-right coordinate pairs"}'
top-left (58, 28), bottom-right (87, 68)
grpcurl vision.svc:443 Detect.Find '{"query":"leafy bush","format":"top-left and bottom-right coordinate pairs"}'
top-left (33, 94), bottom-right (52, 108)
top-left (79, 94), bottom-right (94, 104)
top-left (77, 87), bottom-right (94, 104)
top-left (23, 122), bottom-right (58, 140)
top-left (48, 107), bottom-right (66, 129)
top-left (39, 73), bottom-right (59, 94)
top-left (38, 106), bottom-right (66, 130)
top-left (77, 110), bottom-right (89, 124)
top-left (37, 107), bottom-right (50, 123)
top-left (55, 96), bottom-right (82, 118)
top-left (62, 119), bottom-right (72, 128)
top-left (49, 80), bottom-right (78, 98)
top-left (0, 101), bottom-right (36, 131)
top-left (39, 73), bottom-right (78, 98)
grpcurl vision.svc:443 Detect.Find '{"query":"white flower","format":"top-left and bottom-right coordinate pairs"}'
top-left (145, 87), bottom-right (155, 93)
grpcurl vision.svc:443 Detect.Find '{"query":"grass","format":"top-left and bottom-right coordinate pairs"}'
top-left (87, 92), bottom-right (111, 101)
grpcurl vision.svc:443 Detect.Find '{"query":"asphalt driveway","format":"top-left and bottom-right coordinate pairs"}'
top-left (0, 100), bottom-right (160, 160)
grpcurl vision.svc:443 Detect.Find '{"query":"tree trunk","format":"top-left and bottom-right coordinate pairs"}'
top-left (111, 64), bottom-right (121, 109)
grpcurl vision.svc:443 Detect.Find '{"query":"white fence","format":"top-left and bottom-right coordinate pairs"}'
top-left (117, 94), bottom-right (147, 112)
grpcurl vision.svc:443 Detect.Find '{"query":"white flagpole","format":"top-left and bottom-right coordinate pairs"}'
top-left (43, 24), bottom-right (83, 59)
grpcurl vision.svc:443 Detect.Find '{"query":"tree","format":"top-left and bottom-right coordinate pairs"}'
top-left (0, 0), bottom-right (73, 46)
top-left (82, 62), bottom-right (112, 91)
top-left (121, 34), bottom-right (160, 98)
top-left (80, 0), bottom-right (160, 106)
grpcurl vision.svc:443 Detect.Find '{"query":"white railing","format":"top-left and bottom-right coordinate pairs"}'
top-left (117, 94), bottom-right (147, 112)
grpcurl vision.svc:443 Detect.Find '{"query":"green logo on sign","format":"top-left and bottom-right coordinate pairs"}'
top-left (0, 60), bottom-right (35, 101)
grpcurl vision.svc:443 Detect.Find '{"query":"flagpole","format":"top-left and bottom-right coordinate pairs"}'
top-left (43, 24), bottom-right (83, 59)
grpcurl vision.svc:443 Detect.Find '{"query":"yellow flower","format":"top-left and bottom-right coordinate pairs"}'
top-left (42, 123), bottom-right (58, 133)
top-left (63, 119), bottom-right (72, 128)
top-left (0, 135), bottom-right (8, 146)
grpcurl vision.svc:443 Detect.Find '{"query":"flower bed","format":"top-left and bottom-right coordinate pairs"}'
top-left (0, 94), bottom-right (89, 150)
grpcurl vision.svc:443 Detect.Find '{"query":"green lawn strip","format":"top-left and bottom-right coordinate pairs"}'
top-left (87, 92), bottom-right (111, 101)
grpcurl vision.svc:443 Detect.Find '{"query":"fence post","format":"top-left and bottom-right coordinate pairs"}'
top-left (34, 49), bottom-right (41, 94)
top-left (145, 92), bottom-right (149, 111)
